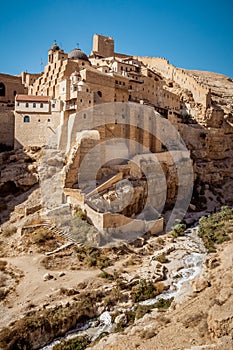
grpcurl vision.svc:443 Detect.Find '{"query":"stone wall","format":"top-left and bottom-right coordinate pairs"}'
top-left (0, 108), bottom-right (15, 147)
top-left (14, 111), bottom-right (61, 148)
top-left (0, 74), bottom-right (27, 146)
top-left (135, 57), bottom-right (211, 108)
top-left (0, 73), bottom-right (26, 103)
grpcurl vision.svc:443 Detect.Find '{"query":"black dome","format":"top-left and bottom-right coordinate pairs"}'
top-left (50, 41), bottom-right (60, 51)
top-left (68, 48), bottom-right (89, 61)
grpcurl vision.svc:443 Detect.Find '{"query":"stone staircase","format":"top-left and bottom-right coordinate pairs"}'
top-left (42, 219), bottom-right (84, 247)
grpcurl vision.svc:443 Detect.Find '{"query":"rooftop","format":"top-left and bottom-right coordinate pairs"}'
top-left (15, 94), bottom-right (51, 102)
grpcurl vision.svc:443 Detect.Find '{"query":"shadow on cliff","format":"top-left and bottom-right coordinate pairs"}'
top-left (0, 146), bottom-right (41, 226)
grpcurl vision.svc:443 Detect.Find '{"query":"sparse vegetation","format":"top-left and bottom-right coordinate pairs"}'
top-left (103, 287), bottom-right (128, 308)
top-left (154, 253), bottom-right (169, 263)
top-left (172, 223), bottom-right (186, 238)
top-left (0, 297), bottom-right (97, 350)
top-left (198, 206), bottom-right (232, 253)
top-left (53, 335), bottom-right (91, 350)
top-left (1, 225), bottom-right (17, 237)
top-left (74, 206), bottom-right (87, 221)
top-left (131, 279), bottom-right (166, 303)
top-left (75, 245), bottom-right (111, 269)
top-left (32, 228), bottom-right (54, 244)
top-left (154, 297), bottom-right (174, 310)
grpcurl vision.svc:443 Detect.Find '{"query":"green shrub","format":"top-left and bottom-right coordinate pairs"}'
top-left (154, 297), bottom-right (174, 310)
top-left (33, 229), bottom-right (54, 244)
top-left (198, 206), bottom-right (232, 253)
top-left (131, 279), bottom-right (158, 303)
top-left (154, 253), bottom-right (169, 263)
top-left (74, 206), bottom-right (87, 221)
top-left (53, 335), bottom-right (90, 350)
top-left (75, 246), bottom-right (111, 269)
top-left (172, 223), bottom-right (186, 238)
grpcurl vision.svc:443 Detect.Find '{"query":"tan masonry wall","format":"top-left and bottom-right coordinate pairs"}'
top-left (134, 57), bottom-right (211, 108)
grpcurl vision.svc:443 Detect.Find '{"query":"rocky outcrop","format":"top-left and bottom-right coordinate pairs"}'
top-left (0, 147), bottom-right (41, 224)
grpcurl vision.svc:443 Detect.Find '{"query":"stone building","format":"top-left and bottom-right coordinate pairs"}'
top-left (0, 73), bottom-right (27, 147)
top-left (14, 35), bottom-right (181, 148)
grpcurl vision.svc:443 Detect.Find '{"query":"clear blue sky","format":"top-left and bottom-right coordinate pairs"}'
top-left (0, 0), bottom-right (232, 77)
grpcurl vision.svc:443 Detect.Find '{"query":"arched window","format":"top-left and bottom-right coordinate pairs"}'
top-left (13, 90), bottom-right (17, 96)
top-left (25, 102), bottom-right (29, 107)
top-left (97, 90), bottom-right (102, 97)
top-left (33, 102), bottom-right (36, 108)
top-left (0, 82), bottom-right (6, 96)
top-left (24, 116), bottom-right (30, 123)
top-left (40, 103), bottom-right (43, 108)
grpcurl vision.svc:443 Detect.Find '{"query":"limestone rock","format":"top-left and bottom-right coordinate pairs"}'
top-left (114, 313), bottom-right (127, 325)
top-left (43, 273), bottom-right (54, 281)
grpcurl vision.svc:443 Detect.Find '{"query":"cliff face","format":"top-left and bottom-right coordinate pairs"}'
top-left (137, 58), bottom-right (233, 210)
top-left (178, 70), bottom-right (233, 209)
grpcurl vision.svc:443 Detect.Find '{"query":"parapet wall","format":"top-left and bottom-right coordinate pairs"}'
top-left (134, 56), bottom-right (211, 108)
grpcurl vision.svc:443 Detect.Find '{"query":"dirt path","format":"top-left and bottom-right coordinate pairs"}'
top-left (0, 254), bottom-right (99, 328)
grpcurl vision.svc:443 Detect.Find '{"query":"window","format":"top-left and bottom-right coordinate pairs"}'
top-left (40, 103), bottom-right (43, 108)
top-left (24, 115), bottom-right (30, 123)
top-left (48, 118), bottom-right (50, 122)
top-left (13, 90), bottom-right (17, 96)
top-left (38, 119), bottom-right (41, 122)
top-left (89, 100), bottom-right (91, 104)
top-left (86, 88), bottom-right (89, 92)
top-left (80, 99), bottom-right (82, 103)
top-left (82, 62), bottom-right (85, 66)
top-left (97, 91), bottom-right (102, 97)
top-left (0, 82), bottom-right (5, 96)
top-left (17, 102), bottom-right (20, 106)
top-left (83, 113), bottom-right (86, 119)
top-left (33, 102), bottom-right (36, 108)
top-left (25, 102), bottom-right (29, 108)
top-left (52, 103), bottom-right (55, 108)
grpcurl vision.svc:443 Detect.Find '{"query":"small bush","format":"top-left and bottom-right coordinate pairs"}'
top-left (53, 335), bottom-right (90, 350)
top-left (154, 297), bottom-right (174, 310)
top-left (172, 223), bottom-right (186, 238)
top-left (98, 271), bottom-right (114, 280)
top-left (75, 246), bottom-right (111, 269)
top-left (74, 206), bottom-right (87, 221)
top-left (2, 226), bottom-right (17, 237)
top-left (32, 229), bottom-right (54, 244)
top-left (131, 279), bottom-right (160, 303)
top-left (154, 253), bottom-right (169, 264)
top-left (198, 206), bottom-right (233, 253)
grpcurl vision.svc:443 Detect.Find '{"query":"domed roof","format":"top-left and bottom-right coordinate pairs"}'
top-left (68, 48), bottom-right (89, 61)
top-left (50, 41), bottom-right (60, 51)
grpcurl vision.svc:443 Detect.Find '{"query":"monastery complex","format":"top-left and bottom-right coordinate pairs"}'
top-left (0, 34), bottom-right (219, 150)
top-left (0, 34), bottom-right (229, 240)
